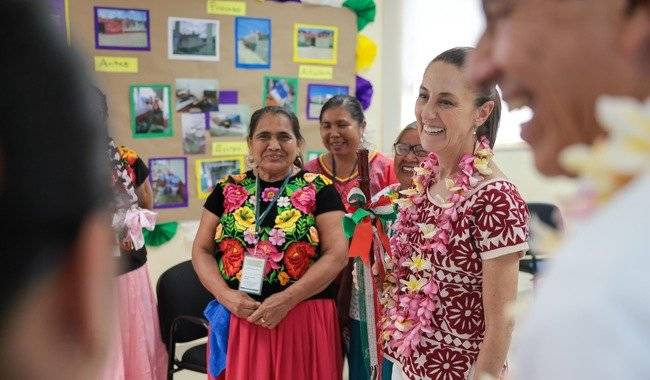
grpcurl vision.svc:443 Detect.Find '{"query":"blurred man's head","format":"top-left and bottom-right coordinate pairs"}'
top-left (469, 0), bottom-right (650, 176)
top-left (0, 1), bottom-right (113, 379)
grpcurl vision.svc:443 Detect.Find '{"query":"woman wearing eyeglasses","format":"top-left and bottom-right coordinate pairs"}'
top-left (392, 122), bottom-right (428, 191)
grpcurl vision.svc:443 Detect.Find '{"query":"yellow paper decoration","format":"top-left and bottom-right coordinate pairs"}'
top-left (356, 34), bottom-right (377, 73)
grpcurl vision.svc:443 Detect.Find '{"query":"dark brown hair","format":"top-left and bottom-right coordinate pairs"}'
top-left (319, 95), bottom-right (365, 126)
top-left (431, 47), bottom-right (502, 148)
top-left (248, 106), bottom-right (305, 167)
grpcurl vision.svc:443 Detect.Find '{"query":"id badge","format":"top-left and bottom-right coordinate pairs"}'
top-left (238, 255), bottom-right (266, 295)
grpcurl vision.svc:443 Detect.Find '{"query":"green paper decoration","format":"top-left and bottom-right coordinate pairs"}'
top-left (343, 0), bottom-right (376, 31)
top-left (143, 221), bottom-right (179, 247)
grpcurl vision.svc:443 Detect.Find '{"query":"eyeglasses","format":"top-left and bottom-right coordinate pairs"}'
top-left (394, 143), bottom-right (428, 157)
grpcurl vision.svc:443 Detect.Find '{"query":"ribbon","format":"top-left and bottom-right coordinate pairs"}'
top-left (123, 206), bottom-right (156, 250)
top-left (342, 188), bottom-right (396, 265)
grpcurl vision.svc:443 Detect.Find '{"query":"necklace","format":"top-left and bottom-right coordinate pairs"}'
top-left (380, 136), bottom-right (493, 358)
top-left (328, 154), bottom-right (359, 182)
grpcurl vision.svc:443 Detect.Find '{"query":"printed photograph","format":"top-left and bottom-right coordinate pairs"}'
top-left (130, 84), bottom-right (173, 138)
top-left (196, 157), bottom-right (244, 199)
top-left (235, 17), bottom-right (271, 69)
top-left (208, 104), bottom-right (251, 137)
top-left (306, 84), bottom-right (349, 120)
top-left (175, 78), bottom-right (219, 113)
top-left (263, 76), bottom-right (298, 114)
top-left (293, 23), bottom-right (338, 65)
top-left (94, 7), bottom-right (150, 50)
top-left (168, 17), bottom-right (219, 61)
top-left (149, 157), bottom-right (188, 209)
top-left (181, 113), bottom-right (207, 154)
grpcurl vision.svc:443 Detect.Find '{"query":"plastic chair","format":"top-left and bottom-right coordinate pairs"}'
top-left (157, 260), bottom-right (214, 379)
top-left (520, 202), bottom-right (562, 275)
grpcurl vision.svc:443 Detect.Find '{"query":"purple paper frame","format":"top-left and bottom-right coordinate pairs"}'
top-left (94, 6), bottom-right (151, 51)
top-left (148, 157), bottom-right (189, 209)
top-left (305, 84), bottom-right (350, 120)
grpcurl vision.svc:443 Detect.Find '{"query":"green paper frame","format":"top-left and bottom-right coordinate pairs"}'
top-left (130, 84), bottom-right (174, 139)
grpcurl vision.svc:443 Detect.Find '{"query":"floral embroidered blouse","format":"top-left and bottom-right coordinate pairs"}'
top-left (204, 170), bottom-right (345, 301)
top-left (383, 179), bottom-right (530, 380)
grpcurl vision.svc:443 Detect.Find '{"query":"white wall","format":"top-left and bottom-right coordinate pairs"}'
top-left (148, 0), bottom-right (577, 285)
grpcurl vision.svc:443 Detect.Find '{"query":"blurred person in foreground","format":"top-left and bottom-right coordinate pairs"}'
top-left (470, 0), bottom-right (650, 378)
top-left (0, 1), bottom-right (114, 380)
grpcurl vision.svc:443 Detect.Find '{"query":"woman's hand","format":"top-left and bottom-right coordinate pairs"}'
top-left (247, 291), bottom-right (296, 329)
top-left (119, 236), bottom-right (134, 253)
top-left (220, 288), bottom-right (261, 319)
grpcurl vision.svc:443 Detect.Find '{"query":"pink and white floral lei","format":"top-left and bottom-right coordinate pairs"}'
top-left (380, 136), bottom-right (494, 358)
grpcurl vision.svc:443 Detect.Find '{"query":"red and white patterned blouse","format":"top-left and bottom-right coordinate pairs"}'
top-left (384, 179), bottom-right (530, 379)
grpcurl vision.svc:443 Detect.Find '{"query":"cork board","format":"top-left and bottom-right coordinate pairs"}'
top-left (67, 0), bottom-right (357, 221)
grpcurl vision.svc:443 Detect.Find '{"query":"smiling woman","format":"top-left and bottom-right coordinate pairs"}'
top-left (192, 106), bottom-right (349, 380)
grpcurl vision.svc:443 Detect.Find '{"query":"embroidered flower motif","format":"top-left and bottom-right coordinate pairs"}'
top-left (233, 207), bottom-right (255, 232)
top-left (427, 348), bottom-right (471, 380)
top-left (261, 187), bottom-right (280, 202)
top-left (243, 227), bottom-right (258, 245)
top-left (277, 196), bottom-right (291, 208)
top-left (214, 223), bottom-right (224, 242)
top-left (290, 184), bottom-right (317, 214)
top-left (247, 241), bottom-right (283, 275)
top-left (268, 228), bottom-right (286, 246)
top-left (248, 195), bottom-right (256, 205)
top-left (284, 241), bottom-right (316, 279)
top-left (308, 226), bottom-right (320, 245)
top-left (223, 183), bottom-right (249, 213)
top-left (446, 293), bottom-right (484, 334)
top-left (303, 172), bottom-right (320, 183)
top-left (219, 238), bottom-right (245, 277)
top-left (417, 223), bottom-right (437, 239)
top-left (275, 209), bottom-right (302, 233)
top-left (278, 271), bottom-right (290, 286)
top-left (236, 271), bottom-right (242, 281)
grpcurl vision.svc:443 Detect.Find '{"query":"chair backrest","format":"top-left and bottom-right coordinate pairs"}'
top-left (156, 260), bottom-right (214, 345)
top-left (527, 202), bottom-right (562, 230)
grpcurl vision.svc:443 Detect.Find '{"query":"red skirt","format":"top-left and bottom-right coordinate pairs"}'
top-left (209, 298), bottom-right (342, 380)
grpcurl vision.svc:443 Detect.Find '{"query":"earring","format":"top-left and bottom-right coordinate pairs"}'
top-left (245, 154), bottom-right (257, 169)
top-left (472, 125), bottom-right (478, 135)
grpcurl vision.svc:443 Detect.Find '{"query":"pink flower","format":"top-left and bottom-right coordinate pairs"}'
top-left (261, 187), bottom-right (280, 202)
top-left (246, 240), bottom-right (283, 275)
top-left (268, 228), bottom-right (286, 246)
top-left (290, 184), bottom-right (316, 214)
top-left (223, 183), bottom-right (248, 213)
top-left (243, 228), bottom-right (258, 245)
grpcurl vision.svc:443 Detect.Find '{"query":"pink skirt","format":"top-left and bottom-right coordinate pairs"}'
top-left (209, 298), bottom-right (342, 380)
top-left (101, 264), bottom-right (168, 380)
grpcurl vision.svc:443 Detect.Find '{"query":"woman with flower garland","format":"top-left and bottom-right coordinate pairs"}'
top-left (192, 106), bottom-right (348, 379)
top-left (380, 47), bottom-right (530, 380)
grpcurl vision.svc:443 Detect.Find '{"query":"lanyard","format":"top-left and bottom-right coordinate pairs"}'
top-left (254, 169), bottom-right (293, 234)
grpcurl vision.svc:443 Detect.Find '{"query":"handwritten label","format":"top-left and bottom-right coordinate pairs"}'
top-left (94, 56), bottom-right (138, 73)
top-left (207, 0), bottom-right (246, 16)
top-left (212, 141), bottom-right (248, 156)
top-left (298, 65), bottom-right (333, 80)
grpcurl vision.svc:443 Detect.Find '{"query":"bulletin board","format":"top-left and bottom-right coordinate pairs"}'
top-left (66, 0), bottom-right (357, 222)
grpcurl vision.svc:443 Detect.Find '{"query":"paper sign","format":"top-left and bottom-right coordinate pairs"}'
top-left (239, 255), bottom-right (265, 295)
top-left (299, 65), bottom-right (333, 80)
top-left (207, 0), bottom-right (246, 16)
top-left (95, 56), bottom-right (138, 73)
top-left (212, 141), bottom-right (248, 156)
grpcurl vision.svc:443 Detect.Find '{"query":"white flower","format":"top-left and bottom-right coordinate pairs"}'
top-left (417, 223), bottom-right (437, 239)
top-left (400, 275), bottom-right (428, 293)
top-left (402, 254), bottom-right (432, 272)
top-left (277, 196), bottom-right (290, 208)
